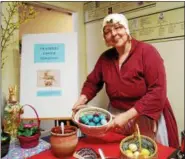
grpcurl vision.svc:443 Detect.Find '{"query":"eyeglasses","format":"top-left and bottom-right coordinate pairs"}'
top-left (104, 24), bottom-right (125, 37)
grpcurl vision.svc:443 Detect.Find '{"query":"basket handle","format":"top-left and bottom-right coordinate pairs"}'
top-left (19, 104), bottom-right (40, 129)
top-left (135, 124), bottom-right (142, 151)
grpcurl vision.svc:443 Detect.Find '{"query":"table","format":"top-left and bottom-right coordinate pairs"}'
top-left (2, 139), bottom-right (50, 159)
top-left (28, 132), bottom-right (176, 159)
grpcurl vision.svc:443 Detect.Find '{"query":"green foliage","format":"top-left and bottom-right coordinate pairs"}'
top-left (1, 2), bottom-right (37, 69)
top-left (17, 123), bottom-right (38, 137)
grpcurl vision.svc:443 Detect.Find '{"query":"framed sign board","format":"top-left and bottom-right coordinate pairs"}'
top-left (20, 33), bottom-right (78, 119)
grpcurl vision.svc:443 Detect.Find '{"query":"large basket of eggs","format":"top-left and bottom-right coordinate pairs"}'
top-left (120, 124), bottom-right (158, 159)
top-left (72, 106), bottom-right (113, 137)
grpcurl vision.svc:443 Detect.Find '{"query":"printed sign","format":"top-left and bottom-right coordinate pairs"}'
top-left (34, 43), bottom-right (65, 63)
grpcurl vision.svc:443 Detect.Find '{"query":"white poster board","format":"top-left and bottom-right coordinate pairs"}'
top-left (20, 33), bottom-right (78, 119)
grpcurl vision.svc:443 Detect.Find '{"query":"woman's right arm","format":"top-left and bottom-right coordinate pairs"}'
top-left (72, 94), bottom-right (88, 112)
top-left (72, 55), bottom-right (104, 112)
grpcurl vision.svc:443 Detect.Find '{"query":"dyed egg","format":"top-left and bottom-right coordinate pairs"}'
top-left (80, 116), bottom-right (89, 125)
top-left (125, 150), bottom-right (134, 158)
top-left (86, 114), bottom-right (93, 120)
top-left (96, 123), bottom-right (102, 126)
top-left (134, 151), bottom-right (140, 158)
top-left (89, 122), bottom-right (96, 126)
top-left (128, 143), bottom-right (138, 152)
top-left (99, 114), bottom-right (106, 120)
top-left (93, 113), bottom-right (99, 117)
top-left (100, 119), bottom-right (107, 125)
top-left (141, 148), bottom-right (150, 157)
top-left (93, 116), bottom-right (100, 123)
top-left (80, 116), bottom-right (86, 122)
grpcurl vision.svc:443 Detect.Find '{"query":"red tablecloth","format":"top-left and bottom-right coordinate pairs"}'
top-left (28, 132), bottom-right (175, 159)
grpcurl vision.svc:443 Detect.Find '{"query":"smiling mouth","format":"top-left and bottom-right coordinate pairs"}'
top-left (113, 38), bottom-right (120, 43)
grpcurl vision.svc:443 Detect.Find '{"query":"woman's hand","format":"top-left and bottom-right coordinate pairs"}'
top-left (72, 94), bottom-right (88, 113)
top-left (107, 113), bottom-right (129, 132)
top-left (106, 108), bottom-right (138, 134)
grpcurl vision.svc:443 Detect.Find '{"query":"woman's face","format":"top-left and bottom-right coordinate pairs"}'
top-left (103, 23), bottom-right (129, 48)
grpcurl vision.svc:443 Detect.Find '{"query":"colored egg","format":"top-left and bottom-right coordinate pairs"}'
top-left (93, 116), bottom-right (100, 123)
top-left (86, 114), bottom-right (93, 120)
top-left (80, 116), bottom-right (86, 122)
top-left (99, 114), bottom-right (106, 120)
top-left (125, 150), bottom-right (134, 158)
top-left (128, 143), bottom-right (138, 152)
top-left (96, 123), bottom-right (102, 126)
top-left (141, 148), bottom-right (150, 157)
top-left (89, 122), bottom-right (96, 126)
top-left (93, 113), bottom-right (99, 117)
top-left (100, 119), bottom-right (107, 125)
top-left (134, 151), bottom-right (140, 158)
top-left (80, 116), bottom-right (89, 125)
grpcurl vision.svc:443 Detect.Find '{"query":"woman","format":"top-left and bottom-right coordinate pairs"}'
top-left (72, 13), bottom-right (179, 148)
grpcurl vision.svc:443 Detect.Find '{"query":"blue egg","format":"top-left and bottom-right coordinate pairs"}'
top-left (86, 114), bottom-right (93, 120)
top-left (93, 116), bottom-right (100, 123)
top-left (84, 119), bottom-right (89, 125)
top-left (80, 116), bottom-right (89, 125)
top-left (96, 123), bottom-right (102, 126)
top-left (99, 114), bottom-right (106, 120)
top-left (89, 122), bottom-right (96, 126)
top-left (100, 119), bottom-right (107, 125)
top-left (80, 116), bottom-right (86, 122)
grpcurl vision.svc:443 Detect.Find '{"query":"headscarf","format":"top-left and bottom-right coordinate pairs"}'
top-left (102, 13), bottom-right (130, 36)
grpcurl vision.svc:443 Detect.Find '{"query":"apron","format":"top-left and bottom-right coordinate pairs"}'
top-left (108, 104), bottom-right (169, 146)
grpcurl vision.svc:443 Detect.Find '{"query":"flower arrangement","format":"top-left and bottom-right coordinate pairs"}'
top-left (17, 122), bottom-right (39, 137)
top-left (17, 104), bottom-right (41, 148)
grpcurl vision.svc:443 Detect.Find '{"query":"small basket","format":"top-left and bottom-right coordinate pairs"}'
top-left (72, 106), bottom-right (113, 137)
top-left (120, 124), bottom-right (158, 159)
top-left (17, 104), bottom-right (40, 148)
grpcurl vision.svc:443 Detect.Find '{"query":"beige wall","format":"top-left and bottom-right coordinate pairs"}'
top-left (85, 2), bottom-right (184, 139)
top-left (19, 6), bottom-right (73, 39)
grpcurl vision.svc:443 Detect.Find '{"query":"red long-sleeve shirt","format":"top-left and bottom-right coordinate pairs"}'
top-left (81, 38), bottom-right (179, 148)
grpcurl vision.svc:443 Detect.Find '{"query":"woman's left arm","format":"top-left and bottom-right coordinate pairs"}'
top-left (134, 44), bottom-right (167, 121)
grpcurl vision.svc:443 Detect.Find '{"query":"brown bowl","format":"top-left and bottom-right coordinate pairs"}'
top-left (50, 125), bottom-right (78, 158)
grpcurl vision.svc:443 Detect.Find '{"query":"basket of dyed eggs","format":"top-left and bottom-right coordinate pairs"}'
top-left (120, 124), bottom-right (158, 159)
top-left (72, 106), bottom-right (113, 137)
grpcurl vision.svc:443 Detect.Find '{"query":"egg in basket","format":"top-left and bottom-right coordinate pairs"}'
top-left (72, 106), bottom-right (113, 137)
top-left (120, 124), bottom-right (158, 159)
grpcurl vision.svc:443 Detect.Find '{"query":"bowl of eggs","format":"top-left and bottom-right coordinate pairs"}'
top-left (72, 106), bottom-right (113, 137)
top-left (120, 124), bottom-right (158, 159)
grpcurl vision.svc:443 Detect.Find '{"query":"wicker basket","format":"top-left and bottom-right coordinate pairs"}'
top-left (72, 106), bottom-right (113, 137)
top-left (120, 124), bottom-right (158, 159)
top-left (17, 104), bottom-right (40, 148)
